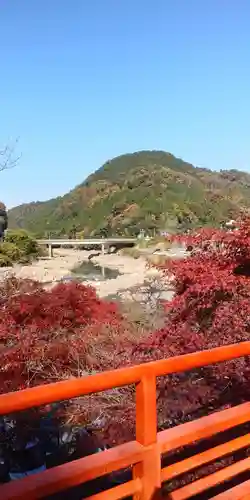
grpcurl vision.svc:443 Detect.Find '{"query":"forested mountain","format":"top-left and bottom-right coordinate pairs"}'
top-left (8, 151), bottom-right (250, 237)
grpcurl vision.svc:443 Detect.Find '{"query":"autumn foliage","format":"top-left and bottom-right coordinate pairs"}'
top-left (154, 217), bottom-right (250, 352)
top-left (0, 279), bottom-right (122, 393)
top-left (2, 219), bottom-right (250, 445)
top-left (132, 217), bottom-right (250, 429)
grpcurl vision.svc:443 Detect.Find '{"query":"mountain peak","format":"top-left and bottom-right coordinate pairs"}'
top-left (8, 150), bottom-right (250, 237)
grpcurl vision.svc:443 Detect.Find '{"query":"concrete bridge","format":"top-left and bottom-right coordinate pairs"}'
top-left (37, 238), bottom-right (137, 258)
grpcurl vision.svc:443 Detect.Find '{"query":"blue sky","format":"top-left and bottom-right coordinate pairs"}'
top-left (1, 0), bottom-right (250, 208)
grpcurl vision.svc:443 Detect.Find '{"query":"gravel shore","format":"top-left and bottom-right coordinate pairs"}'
top-left (0, 248), bottom-right (163, 298)
top-left (92, 252), bottom-right (160, 297)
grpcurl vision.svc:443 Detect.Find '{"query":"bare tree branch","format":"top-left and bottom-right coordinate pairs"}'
top-left (0, 138), bottom-right (21, 172)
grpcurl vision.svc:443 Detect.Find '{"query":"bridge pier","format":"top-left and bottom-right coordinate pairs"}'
top-left (101, 243), bottom-right (110, 255)
top-left (48, 244), bottom-right (53, 258)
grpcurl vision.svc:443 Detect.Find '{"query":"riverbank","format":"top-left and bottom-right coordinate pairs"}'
top-left (0, 248), bottom-right (85, 284)
top-left (92, 252), bottom-right (161, 297)
top-left (0, 248), bottom-right (167, 298)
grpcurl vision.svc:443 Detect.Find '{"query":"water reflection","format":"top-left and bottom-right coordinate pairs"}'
top-left (71, 260), bottom-right (120, 281)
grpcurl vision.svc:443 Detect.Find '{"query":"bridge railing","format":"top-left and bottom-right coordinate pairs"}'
top-left (1, 342), bottom-right (250, 499)
top-left (37, 238), bottom-right (137, 243)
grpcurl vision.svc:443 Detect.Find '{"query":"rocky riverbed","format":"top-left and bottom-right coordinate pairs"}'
top-left (0, 248), bottom-right (178, 301)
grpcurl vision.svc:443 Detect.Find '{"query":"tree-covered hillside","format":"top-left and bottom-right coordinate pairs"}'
top-left (8, 150), bottom-right (250, 237)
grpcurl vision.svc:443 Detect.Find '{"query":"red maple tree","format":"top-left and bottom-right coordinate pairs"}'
top-left (132, 217), bottom-right (250, 429)
top-left (0, 279), bottom-right (123, 392)
top-left (0, 278), bottom-right (138, 444)
top-left (2, 218), bottom-right (250, 445)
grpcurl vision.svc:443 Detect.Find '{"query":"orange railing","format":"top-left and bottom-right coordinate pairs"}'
top-left (1, 342), bottom-right (250, 499)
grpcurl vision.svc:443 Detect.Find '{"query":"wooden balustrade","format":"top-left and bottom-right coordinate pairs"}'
top-left (1, 342), bottom-right (250, 499)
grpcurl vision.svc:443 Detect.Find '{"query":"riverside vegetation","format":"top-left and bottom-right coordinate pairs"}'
top-left (0, 229), bottom-right (41, 267)
top-left (1, 218), bottom-right (250, 495)
top-left (1, 218), bottom-right (250, 443)
top-left (8, 150), bottom-right (250, 237)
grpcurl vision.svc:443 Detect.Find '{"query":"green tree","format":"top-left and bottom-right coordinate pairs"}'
top-left (5, 230), bottom-right (40, 262)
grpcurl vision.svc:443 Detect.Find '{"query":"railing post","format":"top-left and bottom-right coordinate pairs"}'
top-left (133, 375), bottom-right (162, 500)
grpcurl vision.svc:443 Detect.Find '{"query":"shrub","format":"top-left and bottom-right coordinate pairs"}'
top-left (147, 254), bottom-right (169, 266)
top-left (0, 254), bottom-right (12, 267)
top-left (119, 247), bottom-right (141, 259)
top-left (0, 276), bottom-right (42, 301)
top-left (5, 229), bottom-right (40, 260)
top-left (144, 236), bottom-right (171, 250)
top-left (0, 242), bottom-right (21, 262)
top-left (0, 280), bottom-right (122, 392)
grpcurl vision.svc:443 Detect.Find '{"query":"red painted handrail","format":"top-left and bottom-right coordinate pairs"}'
top-left (1, 341), bottom-right (250, 499)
